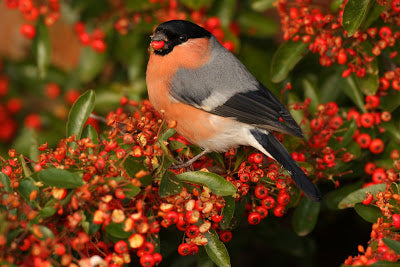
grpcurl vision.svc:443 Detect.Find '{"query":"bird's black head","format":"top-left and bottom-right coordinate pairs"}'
top-left (150, 20), bottom-right (211, 56)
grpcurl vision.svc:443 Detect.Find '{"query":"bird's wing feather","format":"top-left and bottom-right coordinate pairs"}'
top-left (170, 36), bottom-right (303, 137)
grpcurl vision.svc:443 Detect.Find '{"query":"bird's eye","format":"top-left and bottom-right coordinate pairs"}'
top-left (179, 35), bottom-right (187, 42)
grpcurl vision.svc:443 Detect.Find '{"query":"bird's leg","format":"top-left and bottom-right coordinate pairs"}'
top-left (170, 149), bottom-right (210, 169)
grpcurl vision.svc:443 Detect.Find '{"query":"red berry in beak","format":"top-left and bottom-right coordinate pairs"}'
top-left (151, 40), bottom-right (165, 50)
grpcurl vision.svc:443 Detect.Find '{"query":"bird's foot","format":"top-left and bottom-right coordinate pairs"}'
top-left (170, 150), bottom-right (209, 169)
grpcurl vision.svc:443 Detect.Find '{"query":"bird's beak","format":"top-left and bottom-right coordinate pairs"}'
top-left (150, 32), bottom-right (167, 50)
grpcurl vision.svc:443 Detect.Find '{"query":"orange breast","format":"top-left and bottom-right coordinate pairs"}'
top-left (146, 38), bottom-right (226, 145)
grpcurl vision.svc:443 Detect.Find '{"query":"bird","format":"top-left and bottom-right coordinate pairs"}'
top-left (146, 20), bottom-right (321, 202)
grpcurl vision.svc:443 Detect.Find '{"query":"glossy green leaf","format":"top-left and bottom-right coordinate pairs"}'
top-left (324, 182), bottom-right (363, 210)
top-left (18, 177), bottom-right (38, 204)
top-left (123, 156), bottom-right (152, 186)
top-left (0, 173), bottom-right (12, 192)
top-left (105, 222), bottom-right (132, 239)
top-left (39, 206), bottom-right (57, 218)
top-left (383, 238), bottom-right (400, 254)
top-left (331, 120), bottom-right (357, 150)
top-left (176, 171), bottom-right (236, 196)
top-left (382, 122), bottom-right (400, 142)
top-left (123, 183), bottom-right (141, 198)
top-left (357, 42), bottom-right (379, 95)
top-left (159, 170), bottom-right (183, 197)
top-left (204, 228), bottom-right (230, 267)
top-left (19, 154), bottom-right (32, 178)
top-left (339, 183), bottom-right (386, 209)
top-left (354, 203), bottom-right (381, 223)
top-left (37, 168), bottom-right (83, 188)
top-left (197, 247), bottom-right (216, 267)
top-left (251, 0), bottom-right (275, 11)
top-left (32, 225), bottom-right (54, 240)
top-left (32, 19), bottom-right (51, 78)
top-left (292, 197), bottom-right (320, 236)
top-left (380, 89), bottom-right (400, 112)
top-left (302, 78), bottom-right (320, 115)
top-left (66, 90), bottom-right (96, 139)
top-left (361, 1), bottom-right (388, 30)
top-left (331, 0), bottom-right (344, 11)
top-left (81, 124), bottom-right (99, 143)
top-left (271, 40), bottom-right (308, 83)
top-left (342, 0), bottom-right (372, 36)
top-left (219, 196), bottom-right (235, 230)
top-left (212, 0), bottom-right (235, 26)
top-left (238, 11), bottom-right (278, 38)
top-left (180, 0), bottom-right (213, 9)
top-left (78, 46), bottom-right (107, 82)
top-left (341, 74), bottom-right (367, 113)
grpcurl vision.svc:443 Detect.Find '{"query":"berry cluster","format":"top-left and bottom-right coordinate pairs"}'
top-left (276, 0), bottom-right (400, 78)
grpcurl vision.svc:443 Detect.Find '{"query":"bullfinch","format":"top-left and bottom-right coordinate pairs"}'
top-left (146, 20), bottom-right (321, 202)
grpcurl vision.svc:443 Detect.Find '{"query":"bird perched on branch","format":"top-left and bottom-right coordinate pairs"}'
top-left (146, 20), bottom-right (321, 202)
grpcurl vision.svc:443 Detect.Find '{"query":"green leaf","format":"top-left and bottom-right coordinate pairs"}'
top-left (370, 261), bottom-right (400, 266)
top-left (0, 173), bottom-right (12, 192)
top-left (32, 18), bottom-right (51, 78)
top-left (380, 89), bottom-right (400, 112)
top-left (180, 0), bottom-right (213, 9)
top-left (341, 74), bottom-right (367, 113)
top-left (357, 42), bottom-right (379, 95)
top-left (354, 203), bottom-right (381, 223)
top-left (105, 222), bottom-right (132, 239)
top-left (251, 0), bottom-right (275, 11)
top-left (204, 228), bottom-right (230, 267)
top-left (383, 238), bottom-right (400, 254)
top-left (37, 168), bottom-right (83, 188)
top-left (31, 225), bottom-right (54, 240)
top-left (292, 197), bottom-right (320, 236)
top-left (66, 90), bottom-right (96, 139)
top-left (219, 196), bottom-right (235, 230)
top-left (382, 122), bottom-right (400, 142)
top-left (237, 11), bottom-right (278, 38)
top-left (361, 0), bottom-right (388, 30)
top-left (17, 177), bottom-right (38, 204)
top-left (324, 182), bottom-right (363, 210)
top-left (81, 124), bottom-right (99, 143)
top-left (330, 120), bottom-right (357, 150)
top-left (123, 156), bottom-right (152, 186)
top-left (39, 206), bottom-right (56, 218)
top-left (271, 40), bottom-right (308, 83)
top-left (212, 0), bottom-right (236, 26)
top-left (302, 77), bottom-right (320, 115)
top-left (176, 171), bottom-right (236, 196)
top-left (198, 247), bottom-right (216, 267)
top-left (123, 183), bottom-right (141, 198)
top-left (342, 0), bottom-right (372, 36)
top-left (78, 47), bottom-right (107, 83)
top-left (331, 0), bottom-right (344, 11)
top-left (339, 183), bottom-right (386, 209)
top-left (19, 154), bottom-right (32, 178)
top-left (159, 170), bottom-right (183, 197)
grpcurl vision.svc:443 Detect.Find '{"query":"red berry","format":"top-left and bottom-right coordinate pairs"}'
top-left (364, 162), bottom-right (376, 175)
top-left (45, 83), bottom-right (61, 99)
top-left (261, 196), bottom-right (276, 209)
top-left (273, 205), bottom-right (285, 217)
top-left (91, 39), bottom-right (107, 53)
top-left (372, 168), bottom-right (387, 183)
top-left (369, 138), bottom-right (384, 154)
top-left (114, 240), bottom-right (128, 254)
top-left (153, 253), bottom-right (162, 265)
top-left (365, 95), bottom-right (380, 109)
top-left (219, 230), bottom-right (233, 242)
top-left (392, 0), bottom-right (400, 12)
top-left (277, 192), bottom-right (290, 206)
top-left (362, 193), bottom-right (373, 205)
top-left (379, 26), bottom-right (392, 39)
top-left (337, 50), bottom-right (347, 64)
top-left (20, 24), bottom-right (36, 39)
top-left (185, 225), bottom-right (199, 238)
top-left (24, 113), bottom-right (42, 130)
top-left (190, 244), bottom-right (199, 255)
top-left (356, 133), bottom-right (371, 149)
top-left (206, 17), bottom-right (220, 29)
top-left (360, 113), bottom-right (375, 128)
top-left (256, 206), bottom-right (268, 218)
top-left (222, 40), bottom-right (235, 52)
top-left (393, 214), bottom-right (400, 228)
top-left (140, 254), bottom-right (155, 267)
top-left (2, 165), bottom-right (12, 176)
top-left (178, 243), bottom-right (191, 256)
top-left (248, 212), bottom-right (261, 225)
top-left (254, 184), bottom-right (268, 199)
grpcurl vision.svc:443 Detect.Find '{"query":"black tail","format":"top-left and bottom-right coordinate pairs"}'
top-left (250, 129), bottom-right (321, 202)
